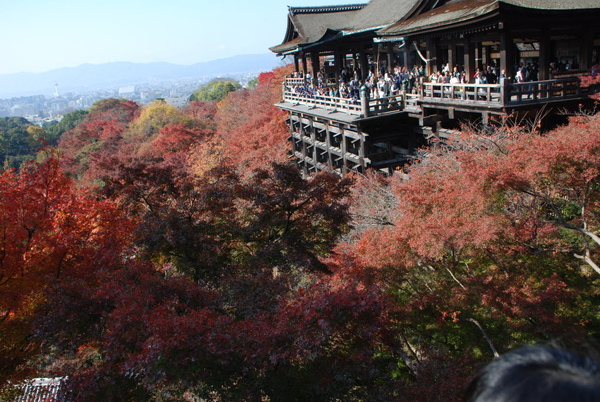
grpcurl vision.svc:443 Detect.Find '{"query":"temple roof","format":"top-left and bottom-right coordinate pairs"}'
top-left (269, 4), bottom-right (366, 54)
top-left (344, 0), bottom-right (428, 33)
top-left (377, 0), bottom-right (600, 37)
top-left (270, 0), bottom-right (442, 55)
top-left (270, 0), bottom-right (600, 55)
top-left (500, 0), bottom-right (600, 9)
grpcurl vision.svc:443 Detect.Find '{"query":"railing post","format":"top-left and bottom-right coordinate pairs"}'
top-left (502, 79), bottom-right (511, 105)
top-left (360, 84), bottom-right (369, 118)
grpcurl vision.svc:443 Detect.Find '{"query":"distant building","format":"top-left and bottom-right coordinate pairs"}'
top-left (118, 85), bottom-right (135, 96)
top-left (165, 97), bottom-right (188, 108)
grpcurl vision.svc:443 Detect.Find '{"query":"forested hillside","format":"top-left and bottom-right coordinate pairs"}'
top-left (1, 65), bottom-right (599, 401)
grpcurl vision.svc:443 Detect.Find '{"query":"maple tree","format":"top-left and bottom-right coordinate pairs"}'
top-left (345, 115), bottom-right (600, 399)
top-left (98, 159), bottom-right (353, 282)
top-left (216, 66), bottom-right (292, 174)
top-left (0, 154), bottom-right (136, 386)
top-left (2, 62), bottom-right (598, 400)
top-left (58, 98), bottom-right (140, 181)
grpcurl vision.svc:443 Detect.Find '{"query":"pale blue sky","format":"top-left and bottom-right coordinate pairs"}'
top-left (0, 0), bottom-right (366, 75)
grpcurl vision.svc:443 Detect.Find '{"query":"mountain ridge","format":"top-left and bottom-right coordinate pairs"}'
top-left (0, 53), bottom-right (284, 99)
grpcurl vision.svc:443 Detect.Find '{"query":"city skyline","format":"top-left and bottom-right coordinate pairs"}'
top-left (0, 0), bottom-right (366, 76)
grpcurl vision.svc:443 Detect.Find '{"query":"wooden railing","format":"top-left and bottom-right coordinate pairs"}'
top-left (422, 77), bottom-right (586, 105)
top-left (283, 90), bottom-right (364, 115)
top-left (505, 78), bottom-right (584, 103)
top-left (285, 77), bottom-right (308, 87)
top-left (281, 76), bottom-right (589, 118)
top-left (422, 82), bottom-right (503, 103)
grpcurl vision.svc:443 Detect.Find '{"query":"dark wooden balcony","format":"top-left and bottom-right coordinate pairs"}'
top-left (279, 76), bottom-right (591, 121)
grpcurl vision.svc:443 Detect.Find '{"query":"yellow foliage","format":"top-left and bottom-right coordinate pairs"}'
top-left (188, 137), bottom-right (228, 179)
top-left (26, 125), bottom-right (45, 141)
top-left (128, 100), bottom-right (189, 139)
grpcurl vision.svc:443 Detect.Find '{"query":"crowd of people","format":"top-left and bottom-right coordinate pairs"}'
top-left (287, 61), bottom-right (547, 105)
top-left (287, 65), bottom-right (427, 104)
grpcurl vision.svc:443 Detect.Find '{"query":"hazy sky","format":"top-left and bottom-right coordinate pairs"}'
top-left (0, 0), bottom-right (366, 75)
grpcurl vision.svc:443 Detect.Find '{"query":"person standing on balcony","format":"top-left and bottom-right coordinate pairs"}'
top-left (443, 71), bottom-right (451, 83)
top-left (516, 63), bottom-right (526, 83)
top-left (499, 70), bottom-right (509, 84)
top-left (486, 66), bottom-right (497, 84)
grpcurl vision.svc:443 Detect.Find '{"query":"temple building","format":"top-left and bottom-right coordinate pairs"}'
top-left (270, 0), bottom-right (600, 175)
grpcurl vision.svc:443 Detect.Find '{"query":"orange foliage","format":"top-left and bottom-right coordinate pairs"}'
top-left (0, 155), bottom-right (136, 382)
top-left (216, 65), bottom-right (292, 174)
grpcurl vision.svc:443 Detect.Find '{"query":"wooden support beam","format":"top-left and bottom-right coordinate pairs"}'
top-left (310, 118), bottom-right (317, 167)
top-left (475, 42), bottom-right (482, 70)
top-left (426, 38), bottom-right (438, 75)
top-left (387, 42), bottom-right (394, 72)
top-left (334, 49), bottom-right (343, 83)
top-left (538, 29), bottom-right (550, 80)
top-left (582, 31), bottom-right (595, 71)
top-left (499, 30), bottom-right (512, 79)
top-left (341, 125), bottom-right (348, 176)
top-left (325, 121), bottom-right (333, 168)
top-left (359, 45), bottom-right (369, 80)
top-left (358, 129), bottom-right (366, 172)
top-left (302, 55), bottom-right (308, 76)
top-left (311, 53), bottom-right (320, 87)
top-left (464, 37), bottom-right (475, 80)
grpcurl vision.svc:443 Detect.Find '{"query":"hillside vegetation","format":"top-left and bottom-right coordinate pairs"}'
top-left (1, 65), bottom-right (599, 401)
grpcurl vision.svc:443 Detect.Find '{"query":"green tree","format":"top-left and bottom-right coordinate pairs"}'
top-left (246, 77), bottom-right (259, 89)
top-left (0, 117), bottom-right (45, 170)
top-left (189, 78), bottom-right (242, 102)
top-left (42, 109), bottom-right (88, 145)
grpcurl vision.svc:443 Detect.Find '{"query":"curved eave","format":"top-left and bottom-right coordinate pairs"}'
top-left (270, 37), bottom-right (303, 55)
top-left (377, 1), bottom-right (500, 37)
top-left (299, 30), bottom-right (346, 52)
top-left (499, 0), bottom-right (600, 10)
top-left (272, 28), bottom-right (348, 55)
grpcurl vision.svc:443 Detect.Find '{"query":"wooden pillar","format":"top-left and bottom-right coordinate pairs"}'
top-left (500, 30), bottom-right (514, 79)
top-left (334, 49), bottom-right (343, 83)
top-left (310, 120), bottom-right (317, 167)
top-left (293, 55), bottom-right (300, 73)
top-left (374, 43), bottom-right (381, 75)
top-left (464, 37), bottom-right (475, 80)
top-left (325, 122), bottom-right (333, 168)
top-left (482, 46), bottom-right (489, 68)
top-left (426, 38), bottom-right (438, 75)
top-left (475, 42), bottom-right (482, 70)
top-left (448, 45), bottom-right (455, 72)
top-left (299, 116), bottom-right (308, 176)
top-left (358, 130), bottom-right (365, 172)
top-left (387, 43), bottom-right (394, 72)
top-left (538, 30), bottom-right (550, 80)
top-left (311, 52), bottom-right (320, 86)
top-left (301, 55), bottom-right (308, 76)
top-left (290, 112), bottom-right (299, 158)
top-left (581, 31), bottom-right (595, 71)
top-left (359, 46), bottom-right (369, 80)
top-left (341, 127), bottom-right (347, 176)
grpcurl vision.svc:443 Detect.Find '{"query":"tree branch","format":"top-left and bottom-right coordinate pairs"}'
top-left (464, 317), bottom-right (500, 358)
